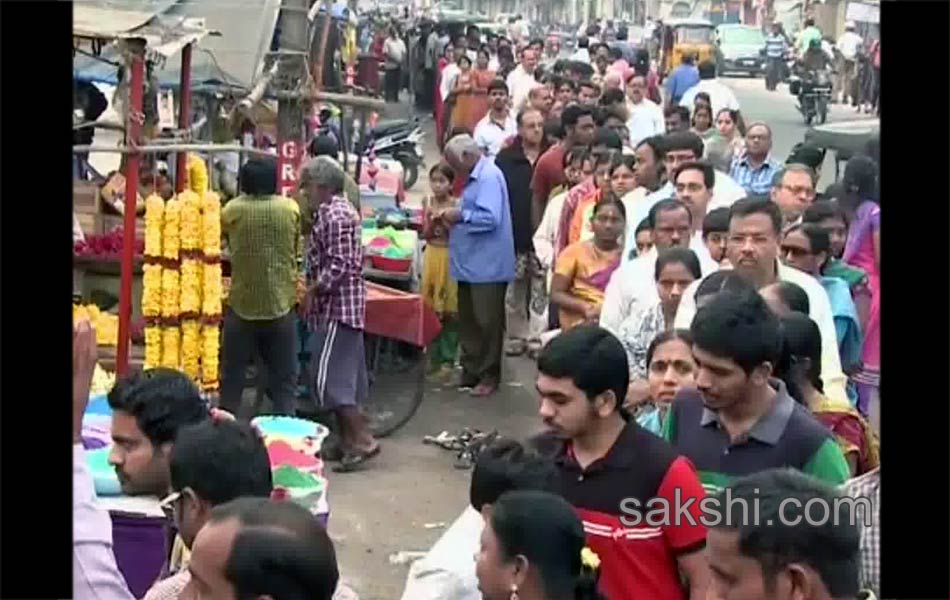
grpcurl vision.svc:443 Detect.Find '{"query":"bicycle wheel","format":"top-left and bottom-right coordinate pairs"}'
top-left (362, 334), bottom-right (426, 438)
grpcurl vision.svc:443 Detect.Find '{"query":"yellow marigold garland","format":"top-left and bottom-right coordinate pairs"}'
top-left (200, 323), bottom-right (220, 389)
top-left (181, 320), bottom-right (201, 379)
top-left (142, 264), bottom-right (163, 317)
top-left (180, 258), bottom-right (202, 315)
top-left (163, 197), bottom-right (181, 260)
top-left (144, 325), bottom-right (162, 369)
top-left (161, 325), bottom-right (181, 369)
top-left (161, 267), bottom-right (181, 319)
top-left (144, 194), bottom-right (165, 258)
top-left (179, 190), bottom-right (203, 251)
top-left (202, 192), bottom-right (221, 258)
top-left (136, 189), bottom-right (224, 390)
top-left (202, 262), bottom-right (223, 317)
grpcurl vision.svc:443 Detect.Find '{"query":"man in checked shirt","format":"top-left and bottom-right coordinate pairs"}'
top-left (300, 156), bottom-right (380, 472)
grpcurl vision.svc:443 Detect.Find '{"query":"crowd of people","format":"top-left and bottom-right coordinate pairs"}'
top-left (74, 17), bottom-right (882, 600)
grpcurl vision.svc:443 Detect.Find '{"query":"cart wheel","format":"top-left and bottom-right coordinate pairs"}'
top-left (362, 335), bottom-right (426, 438)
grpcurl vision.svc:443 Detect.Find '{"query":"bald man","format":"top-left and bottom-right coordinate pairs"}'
top-left (440, 135), bottom-right (515, 397)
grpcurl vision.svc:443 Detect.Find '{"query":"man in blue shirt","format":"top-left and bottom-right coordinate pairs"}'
top-left (729, 122), bottom-right (781, 195)
top-left (441, 134), bottom-right (515, 397)
top-left (664, 52), bottom-right (700, 106)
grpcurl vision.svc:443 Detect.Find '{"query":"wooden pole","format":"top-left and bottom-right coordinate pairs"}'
top-left (117, 39), bottom-right (146, 377)
top-left (175, 43), bottom-right (194, 193)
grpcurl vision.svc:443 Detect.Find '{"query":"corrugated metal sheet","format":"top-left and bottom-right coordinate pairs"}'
top-left (73, 0), bottom-right (280, 90)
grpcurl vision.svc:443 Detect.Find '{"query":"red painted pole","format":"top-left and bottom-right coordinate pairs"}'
top-left (175, 43), bottom-right (193, 193)
top-left (117, 40), bottom-right (146, 376)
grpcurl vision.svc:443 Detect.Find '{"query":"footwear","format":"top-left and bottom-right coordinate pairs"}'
top-left (470, 381), bottom-right (498, 397)
top-left (332, 445), bottom-right (381, 473)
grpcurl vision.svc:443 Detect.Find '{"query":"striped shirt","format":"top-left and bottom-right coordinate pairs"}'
top-left (306, 195), bottom-right (366, 330)
top-left (764, 33), bottom-right (788, 58)
top-left (729, 152), bottom-right (781, 195)
top-left (222, 195), bottom-right (301, 320)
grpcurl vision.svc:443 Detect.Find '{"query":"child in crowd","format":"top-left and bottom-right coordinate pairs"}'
top-left (421, 163), bottom-right (460, 377)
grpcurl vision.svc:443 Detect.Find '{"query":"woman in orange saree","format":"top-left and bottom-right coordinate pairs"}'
top-left (449, 48), bottom-right (495, 135)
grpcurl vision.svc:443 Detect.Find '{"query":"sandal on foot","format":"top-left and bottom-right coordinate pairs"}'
top-left (332, 445), bottom-right (381, 473)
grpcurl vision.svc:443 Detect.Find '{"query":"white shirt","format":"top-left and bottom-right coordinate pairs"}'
top-left (621, 169), bottom-right (745, 263)
top-left (399, 506), bottom-right (483, 600)
top-left (570, 48), bottom-right (591, 63)
top-left (383, 37), bottom-right (407, 68)
top-left (506, 66), bottom-right (538, 113)
top-left (836, 31), bottom-right (864, 61)
top-left (533, 188), bottom-right (570, 289)
top-left (626, 98), bottom-right (665, 147)
top-left (673, 260), bottom-right (849, 403)
top-left (601, 235), bottom-right (719, 335)
top-left (679, 79), bottom-right (741, 115)
top-left (440, 63), bottom-right (461, 102)
top-left (473, 112), bottom-right (517, 156)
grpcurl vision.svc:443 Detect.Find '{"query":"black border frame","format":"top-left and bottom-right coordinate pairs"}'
top-left (0, 1), bottom-right (75, 597)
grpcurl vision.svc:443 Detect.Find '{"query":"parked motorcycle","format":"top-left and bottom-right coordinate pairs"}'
top-left (788, 68), bottom-right (832, 125)
top-left (361, 117), bottom-right (426, 190)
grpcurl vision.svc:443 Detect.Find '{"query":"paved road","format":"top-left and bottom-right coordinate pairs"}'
top-left (328, 75), bottom-right (877, 600)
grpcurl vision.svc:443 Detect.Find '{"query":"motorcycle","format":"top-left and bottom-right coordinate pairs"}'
top-left (788, 68), bottom-right (832, 125)
top-left (356, 117), bottom-right (426, 190)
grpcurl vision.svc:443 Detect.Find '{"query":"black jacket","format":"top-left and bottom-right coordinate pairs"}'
top-left (495, 137), bottom-right (546, 254)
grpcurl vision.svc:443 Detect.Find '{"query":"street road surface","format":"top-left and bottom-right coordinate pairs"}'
top-left (288, 75), bottom-right (879, 600)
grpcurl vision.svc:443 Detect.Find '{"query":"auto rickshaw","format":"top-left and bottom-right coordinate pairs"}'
top-left (658, 18), bottom-right (717, 78)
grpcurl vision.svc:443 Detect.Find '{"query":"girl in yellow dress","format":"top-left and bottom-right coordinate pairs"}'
top-left (421, 163), bottom-right (459, 376)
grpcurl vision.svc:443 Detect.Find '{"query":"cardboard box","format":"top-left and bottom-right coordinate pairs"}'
top-left (74, 181), bottom-right (100, 213)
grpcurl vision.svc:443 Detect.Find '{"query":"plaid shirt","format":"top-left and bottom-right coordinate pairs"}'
top-left (729, 153), bottom-right (781, 196)
top-left (306, 195), bottom-right (366, 330)
top-left (222, 195), bottom-right (300, 320)
top-left (844, 467), bottom-right (880, 597)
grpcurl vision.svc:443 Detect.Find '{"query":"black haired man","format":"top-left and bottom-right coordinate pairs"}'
top-left (534, 326), bottom-right (710, 600)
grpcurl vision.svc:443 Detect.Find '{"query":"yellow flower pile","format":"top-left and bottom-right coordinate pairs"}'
top-left (91, 363), bottom-right (116, 395)
top-left (179, 190), bottom-right (203, 251)
top-left (73, 304), bottom-right (118, 346)
top-left (161, 326), bottom-right (181, 369)
top-left (144, 325), bottom-right (162, 369)
top-left (180, 259), bottom-right (202, 315)
top-left (138, 189), bottom-right (224, 391)
top-left (144, 194), bottom-right (164, 258)
top-left (181, 320), bottom-right (201, 379)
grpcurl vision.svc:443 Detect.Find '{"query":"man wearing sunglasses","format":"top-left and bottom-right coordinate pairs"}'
top-left (145, 420), bottom-right (273, 600)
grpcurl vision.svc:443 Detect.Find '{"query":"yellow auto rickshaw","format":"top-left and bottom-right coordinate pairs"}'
top-left (659, 18), bottom-right (717, 77)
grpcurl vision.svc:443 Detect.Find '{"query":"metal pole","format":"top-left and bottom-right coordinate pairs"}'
top-left (117, 39), bottom-right (146, 377)
top-left (276, 0), bottom-right (311, 197)
top-left (175, 43), bottom-right (194, 193)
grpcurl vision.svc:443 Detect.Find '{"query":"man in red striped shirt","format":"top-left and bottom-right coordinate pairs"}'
top-left (532, 325), bottom-right (710, 600)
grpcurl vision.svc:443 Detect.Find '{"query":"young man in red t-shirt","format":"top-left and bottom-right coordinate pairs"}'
top-left (532, 325), bottom-right (710, 600)
top-left (529, 104), bottom-right (597, 230)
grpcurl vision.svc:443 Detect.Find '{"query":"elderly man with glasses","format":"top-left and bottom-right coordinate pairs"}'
top-left (770, 163), bottom-right (818, 226)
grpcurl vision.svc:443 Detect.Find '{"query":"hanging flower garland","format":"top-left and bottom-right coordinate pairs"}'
top-left (143, 195), bottom-right (165, 369)
top-left (200, 191), bottom-right (223, 392)
top-left (139, 189), bottom-right (223, 392)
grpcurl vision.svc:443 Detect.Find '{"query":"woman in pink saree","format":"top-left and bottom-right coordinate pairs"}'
top-left (840, 156), bottom-right (880, 424)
